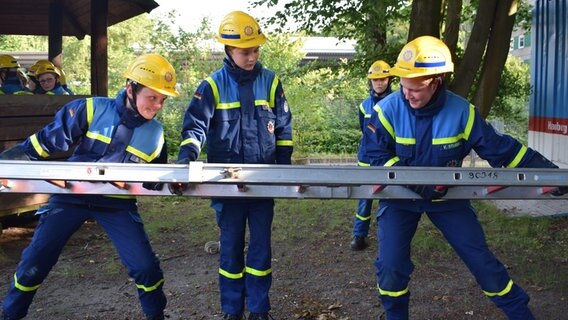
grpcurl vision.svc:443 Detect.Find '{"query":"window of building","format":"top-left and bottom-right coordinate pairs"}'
top-left (519, 35), bottom-right (525, 48)
top-left (510, 38), bottom-right (515, 51)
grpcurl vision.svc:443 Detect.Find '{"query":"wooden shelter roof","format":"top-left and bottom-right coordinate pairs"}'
top-left (0, 0), bottom-right (159, 39)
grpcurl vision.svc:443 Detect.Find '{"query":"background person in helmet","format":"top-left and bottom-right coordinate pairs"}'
top-left (365, 35), bottom-right (565, 320)
top-left (0, 54), bottom-right (31, 95)
top-left (176, 10), bottom-right (293, 320)
top-left (35, 63), bottom-right (69, 95)
top-left (350, 60), bottom-right (393, 251)
top-left (55, 66), bottom-right (75, 95)
top-left (0, 53), bottom-right (179, 320)
top-left (26, 59), bottom-right (53, 94)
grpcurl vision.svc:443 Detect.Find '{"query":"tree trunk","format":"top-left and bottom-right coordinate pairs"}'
top-left (408, 0), bottom-right (442, 40)
top-left (473, 0), bottom-right (517, 118)
top-left (443, 0), bottom-right (462, 65)
top-left (449, 1), bottom-right (498, 98)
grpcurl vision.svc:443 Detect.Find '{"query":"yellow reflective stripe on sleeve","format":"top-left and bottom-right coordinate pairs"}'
top-left (483, 279), bottom-right (514, 297)
top-left (395, 137), bottom-right (416, 145)
top-left (205, 77), bottom-right (219, 106)
top-left (85, 131), bottom-right (111, 144)
top-left (180, 137), bottom-right (202, 151)
top-left (219, 267), bottom-right (245, 279)
top-left (276, 140), bottom-right (293, 147)
top-left (86, 98), bottom-right (94, 125)
top-left (135, 278), bottom-right (164, 292)
top-left (463, 104), bottom-right (476, 140)
top-left (358, 161), bottom-right (370, 166)
top-left (255, 99), bottom-right (272, 108)
top-left (355, 213), bottom-right (372, 221)
top-left (30, 134), bottom-right (50, 158)
top-left (245, 266), bottom-right (272, 277)
top-left (269, 76), bottom-right (279, 108)
top-left (377, 284), bottom-right (409, 297)
top-left (375, 106), bottom-right (395, 138)
top-left (14, 273), bottom-right (41, 292)
top-left (506, 146), bottom-right (528, 168)
top-left (384, 156), bottom-right (400, 167)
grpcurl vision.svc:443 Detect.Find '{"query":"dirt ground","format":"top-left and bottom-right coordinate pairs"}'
top-left (0, 197), bottom-right (567, 320)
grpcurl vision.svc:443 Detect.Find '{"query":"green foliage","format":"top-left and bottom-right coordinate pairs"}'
top-left (488, 56), bottom-right (530, 143)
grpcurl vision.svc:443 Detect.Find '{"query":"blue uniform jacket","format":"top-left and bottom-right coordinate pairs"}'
top-left (0, 76), bottom-right (30, 95)
top-left (365, 87), bottom-right (537, 210)
top-left (357, 87), bottom-right (392, 165)
top-left (43, 82), bottom-right (70, 95)
top-left (178, 57), bottom-right (293, 165)
top-left (18, 89), bottom-right (167, 208)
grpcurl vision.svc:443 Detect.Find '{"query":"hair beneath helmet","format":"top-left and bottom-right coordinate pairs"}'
top-left (367, 60), bottom-right (391, 79)
top-left (216, 11), bottom-right (267, 48)
top-left (390, 35), bottom-right (454, 78)
top-left (0, 54), bottom-right (21, 69)
top-left (122, 53), bottom-right (179, 97)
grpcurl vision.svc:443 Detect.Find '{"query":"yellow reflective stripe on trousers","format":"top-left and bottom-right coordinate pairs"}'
top-left (136, 278), bottom-right (165, 292)
top-left (14, 273), bottom-right (41, 292)
top-left (245, 266), bottom-right (272, 277)
top-left (483, 279), bottom-right (514, 297)
top-left (219, 268), bottom-right (245, 279)
top-left (29, 134), bottom-right (50, 158)
top-left (355, 213), bottom-right (372, 221)
top-left (377, 284), bottom-right (409, 297)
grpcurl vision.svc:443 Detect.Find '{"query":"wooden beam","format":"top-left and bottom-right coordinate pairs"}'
top-left (90, 0), bottom-right (108, 96)
top-left (48, 0), bottom-right (64, 67)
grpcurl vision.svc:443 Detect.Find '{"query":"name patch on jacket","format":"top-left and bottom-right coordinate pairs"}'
top-left (442, 142), bottom-right (461, 150)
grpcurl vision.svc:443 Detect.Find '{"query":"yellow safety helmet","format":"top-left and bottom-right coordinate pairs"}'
top-left (35, 63), bottom-right (61, 78)
top-left (122, 53), bottom-right (179, 97)
top-left (216, 11), bottom-right (267, 48)
top-left (0, 54), bottom-right (21, 69)
top-left (390, 35), bottom-right (454, 78)
top-left (28, 60), bottom-right (55, 77)
top-left (367, 60), bottom-right (391, 79)
top-left (54, 66), bottom-right (67, 85)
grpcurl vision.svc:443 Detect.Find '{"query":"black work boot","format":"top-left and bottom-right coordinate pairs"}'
top-left (350, 235), bottom-right (368, 250)
top-left (146, 313), bottom-right (165, 320)
top-left (248, 312), bottom-right (274, 320)
top-left (223, 313), bottom-right (244, 320)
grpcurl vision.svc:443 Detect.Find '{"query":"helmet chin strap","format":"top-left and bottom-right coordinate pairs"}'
top-left (126, 80), bottom-right (143, 117)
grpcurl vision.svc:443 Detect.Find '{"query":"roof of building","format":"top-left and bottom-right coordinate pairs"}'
top-left (0, 0), bottom-right (158, 39)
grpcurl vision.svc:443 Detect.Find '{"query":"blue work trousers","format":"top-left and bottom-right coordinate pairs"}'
top-left (212, 199), bottom-right (274, 315)
top-left (2, 203), bottom-right (166, 319)
top-left (375, 202), bottom-right (534, 320)
top-left (352, 198), bottom-right (374, 237)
